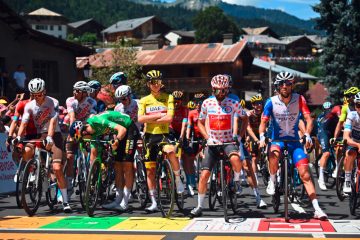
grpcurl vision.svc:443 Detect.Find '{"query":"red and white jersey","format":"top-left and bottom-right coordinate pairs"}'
top-left (115, 99), bottom-right (141, 130)
top-left (199, 96), bottom-right (246, 143)
top-left (66, 96), bottom-right (96, 122)
top-left (22, 96), bottom-right (60, 134)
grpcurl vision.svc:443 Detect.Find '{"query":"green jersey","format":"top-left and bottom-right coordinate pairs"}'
top-left (87, 111), bottom-right (133, 138)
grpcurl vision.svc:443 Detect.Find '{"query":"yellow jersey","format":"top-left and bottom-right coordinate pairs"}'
top-left (138, 93), bottom-right (174, 134)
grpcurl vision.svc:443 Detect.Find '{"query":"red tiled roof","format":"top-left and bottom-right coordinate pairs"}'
top-left (306, 82), bottom-right (329, 106)
top-left (76, 40), bottom-right (248, 68)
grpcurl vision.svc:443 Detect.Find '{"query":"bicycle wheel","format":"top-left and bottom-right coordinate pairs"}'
top-left (208, 168), bottom-right (217, 210)
top-left (260, 155), bottom-right (270, 187)
top-left (15, 159), bottom-right (26, 208)
top-left (196, 154), bottom-right (202, 184)
top-left (21, 159), bottom-right (42, 216)
top-left (78, 152), bottom-right (88, 210)
top-left (175, 172), bottom-right (185, 211)
top-left (314, 154), bottom-right (320, 178)
top-left (45, 174), bottom-right (59, 210)
top-left (85, 161), bottom-right (101, 217)
top-left (284, 157), bottom-right (289, 222)
top-left (220, 159), bottom-right (229, 222)
top-left (336, 156), bottom-right (346, 201)
top-left (157, 159), bottom-right (175, 218)
top-left (228, 169), bottom-right (239, 214)
top-left (135, 156), bottom-right (149, 209)
top-left (272, 184), bottom-right (280, 213)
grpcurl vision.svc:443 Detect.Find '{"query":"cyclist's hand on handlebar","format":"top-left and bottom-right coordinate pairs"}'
top-left (207, 137), bottom-right (222, 145)
top-left (232, 135), bottom-right (240, 145)
top-left (12, 136), bottom-right (21, 146)
top-left (304, 133), bottom-right (313, 149)
top-left (329, 137), bottom-right (336, 145)
top-left (259, 134), bottom-right (266, 148)
top-left (45, 136), bottom-right (54, 151)
top-left (111, 139), bottom-right (119, 150)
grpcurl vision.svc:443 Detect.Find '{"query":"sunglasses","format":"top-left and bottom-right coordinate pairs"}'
top-left (277, 80), bottom-right (293, 87)
top-left (120, 97), bottom-right (129, 101)
top-left (74, 89), bottom-right (86, 94)
top-left (31, 92), bottom-right (44, 98)
top-left (213, 88), bottom-right (228, 95)
top-left (149, 80), bottom-right (162, 85)
top-left (252, 101), bottom-right (263, 105)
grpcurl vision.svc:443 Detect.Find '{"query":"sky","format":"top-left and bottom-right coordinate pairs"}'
top-left (165, 0), bottom-right (320, 20)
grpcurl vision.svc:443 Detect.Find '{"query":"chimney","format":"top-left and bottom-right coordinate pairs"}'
top-left (142, 39), bottom-right (161, 50)
top-left (223, 33), bottom-right (234, 45)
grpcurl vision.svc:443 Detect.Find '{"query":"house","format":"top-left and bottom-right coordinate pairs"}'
top-left (0, 1), bottom-right (92, 103)
top-left (102, 16), bottom-right (171, 42)
top-left (165, 30), bottom-right (195, 46)
top-left (241, 35), bottom-right (287, 58)
top-left (77, 34), bottom-right (253, 97)
top-left (281, 35), bottom-right (317, 57)
top-left (242, 27), bottom-right (279, 39)
top-left (25, 7), bottom-right (68, 39)
top-left (68, 18), bottom-right (104, 41)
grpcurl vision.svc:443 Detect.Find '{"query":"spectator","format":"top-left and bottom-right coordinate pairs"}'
top-left (13, 64), bottom-right (27, 93)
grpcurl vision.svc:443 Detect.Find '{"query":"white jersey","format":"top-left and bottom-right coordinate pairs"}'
top-left (344, 110), bottom-right (360, 143)
top-left (22, 96), bottom-right (60, 134)
top-left (115, 99), bottom-right (140, 130)
top-left (66, 96), bottom-right (96, 122)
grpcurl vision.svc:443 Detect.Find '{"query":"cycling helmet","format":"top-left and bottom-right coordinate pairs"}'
top-left (109, 72), bottom-right (127, 85)
top-left (28, 78), bottom-right (45, 93)
top-left (344, 87), bottom-right (360, 96)
top-left (172, 90), bottom-right (184, 99)
top-left (69, 120), bottom-right (84, 141)
top-left (240, 99), bottom-right (246, 108)
top-left (73, 81), bottom-right (90, 92)
top-left (354, 92), bottom-right (360, 103)
top-left (187, 101), bottom-right (196, 110)
top-left (322, 101), bottom-right (332, 110)
top-left (211, 74), bottom-right (230, 88)
top-left (250, 95), bottom-right (263, 103)
top-left (275, 71), bottom-right (294, 82)
top-left (115, 85), bottom-right (132, 98)
top-left (88, 80), bottom-right (101, 91)
top-left (146, 70), bottom-right (162, 81)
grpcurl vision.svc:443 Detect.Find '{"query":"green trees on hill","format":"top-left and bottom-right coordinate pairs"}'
top-left (313, 0), bottom-right (360, 102)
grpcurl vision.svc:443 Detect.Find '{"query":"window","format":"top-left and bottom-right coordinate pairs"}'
top-left (35, 25), bottom-right (48, 30)
top-left (32, 60), bottom-right (59, 93)
top-left (50, 25), bottom-right (54, 31)
top-left (58, 25), bottom-right (62, 31)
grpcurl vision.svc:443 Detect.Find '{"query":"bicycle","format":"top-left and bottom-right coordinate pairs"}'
top-left (336, 140), bottom-right (348, 201)
top-left (19, 140), bottom-right (59, 216)
top-left (270, 138), bottom-right (311, 222)
top-left (85, 139), bottom-right (115, 217)
top-left (133, 139), bottom-right (149, 209)
top-left (207, 142), bottom-right (239, 222)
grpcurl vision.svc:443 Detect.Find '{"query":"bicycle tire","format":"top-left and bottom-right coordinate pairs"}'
top-left (314, 154), bottom-right (320, 178)
top-left (45, 176), bottom-right (58, 210)
top-left (272, 184), bottom-right (280, 213)
top-left (220, 159), bottom-right (229, 222)
top-left (85, 161), bottom-right (101, 217)
top-left (336, 156), bottom-right (346, 201)
top-left (349, 180), bottom-right (357, 216)
top-left (15, 160), bottom-right (26, 208)
top-left (78, 152), bottom-right (88, 210)
top-left (157, 159), bottom-right (175, 218)
top-left (228, 169), bottom-right (238, 214)
top-left (175, 171), bottom-right (185, 211)
top-left (324, 156), bottom-right (336, 189)
top-left (208, 168), bottom-right (217, 210)
top-left (284, 157), bottom-right (289, 222)
top-left (21, 159), bottom-right (42, 216)
top-left (135, 156), bottom-right (149, 209)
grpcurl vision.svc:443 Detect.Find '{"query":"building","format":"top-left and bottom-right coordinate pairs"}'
top-left (0, 1), bottom-right (92, 103)
top-left (281, 35), bottom-right (317, 57)
top-left (25, 7), bottom-right (68, 39)
top-left (242, 27), bottom-right (279, 39)
top-left (242, 35), bottom-right (287, 59)
top-left (102, 16), bottom-right (171, 42)
top-left (165, 30), bottom-right (195, 46)
top-left (68, 18), bottom-right (104, 41)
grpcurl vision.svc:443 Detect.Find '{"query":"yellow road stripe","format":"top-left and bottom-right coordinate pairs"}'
top-left (110, 217), bottom-right (191, 231)
top-left (0, 216), bottom-right (64, 229)
top-left (0, 233), bottom-right (165, 240)
top-left (195, 238), bottom-right (359, 240)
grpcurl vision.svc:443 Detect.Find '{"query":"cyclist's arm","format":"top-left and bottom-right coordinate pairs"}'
top-left (334, 105), bottom-right (348, 138)
top-left (238, 115), bottom-right (248, 138)
top-left (186, 116), bottom-right (192, 139)
top-left (155, 95), bottom-right (175, 124)
top-left (17, 104), bottom-right (30, 137)
top-left (48, 117), bottom-right (56, 138)
top-left (198, 119), bottom-right (209, 140)
top-left (155, 113), bottom-right (173, 124)
top-left (303, 113), bottom-right (313, 136)
top-left (298, 119), bottom-right (306, 138)
top-left (259, 118), bottom-right (269, 137)
top-left (68, 111), bottom-right (75, 127)
top-left (114, 124), bottom-right (127, 140)
top-left (334, 121), bottom-right (344, 139)
top-left (179, 118), bottom-right (187, 139)
top-left (343, 130), bottom-right (360, 148)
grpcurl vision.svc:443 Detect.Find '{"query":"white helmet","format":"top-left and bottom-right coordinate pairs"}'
top-left (354, 92), bottom-right (360, 103)
top-left (28, 78), bottom-right (45, 93)
top-left (73, 81), bottom-right (90, 92)
top-left (115, 85), bottom-right (132, 98)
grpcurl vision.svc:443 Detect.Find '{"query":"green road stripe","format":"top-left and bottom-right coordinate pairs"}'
top-left (40, 216), bottom-right (128, 229)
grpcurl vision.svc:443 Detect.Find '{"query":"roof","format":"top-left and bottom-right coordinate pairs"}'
top-left (68, 18), bottom-right (93, 28)
top-left (306, 82), bottom-right (329, 106)
top-left (170, 30), bottom-right (195, 38)
top-left (0, 2), bottom-right (92, 57)
top-left (306, 35), bottom-right (327, 45)
top-left (252, 58), bottom-right (318, 80)
top-left (242, 27), bottom-right (269, 35)
top-left (242, 35), bottom-right (285, 45)
top-left (280, 35), bottom-right (316, 45)
top-left (102, 16), bottom-right (155, 34)
top-left (76, 40), bottom-right (250, 68)
top-left (28, 7), bottom-right (62, 16)
top-left (145, 33), bottom-right (162, 40)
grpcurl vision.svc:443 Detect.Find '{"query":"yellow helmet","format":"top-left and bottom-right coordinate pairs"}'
top-left (187, 101), bottom-right (196, 109)
top-left (344, 87), bottom-right (360, 96)
top-left (146, 70), bottom-right (162, 81)
top-left (240, 99), bottom-right (245, 108)
top-left (250, 95), bottom-right (263, 103)
top-left (172, 90), bottom-right (184, 99)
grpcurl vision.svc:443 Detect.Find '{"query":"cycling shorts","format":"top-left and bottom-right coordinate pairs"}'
top-left (25, 132), bottom-right (63, 161)
top-left (271, 141), bottom-right (308, 167)
top-left (317, 130), bottom-right (331, 153)
top-left (183, 137), bottom-right (202, 155)
top-left (143, 133), bottom-right (172, 162)
top-left (202, 143), bottom-right (239, 171)
top-left (114, 122), bottom-right (140, 163)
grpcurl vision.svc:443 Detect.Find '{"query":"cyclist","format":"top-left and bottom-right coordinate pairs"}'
top-left (246, 94), bottom-right (264, 183)
top-left (14, 78), bottom-right (71, 213)
top-left (169, 90), bottom-right (188, 141)
top-left (343, 92), bottom-right (360, 193)
top-left (69, 110), bottom-right (140, 211)
top-left (138, 70), bottom-right (184, 212)
top-left (88, 80), bottom-right (106, 113)
top-left (316, 101), bottom-right (340, 190)
top-left (115, 85), bottom-right (140, 129)
top-left (259, 71), bottom-right (327, 220)
top-left (190, 74), bottom-right (248, 217)
top-left (64, 81), bottom-right (97, 201)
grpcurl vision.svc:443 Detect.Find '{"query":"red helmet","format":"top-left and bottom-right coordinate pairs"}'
top-left (211, 74), bottom-right (230, 89)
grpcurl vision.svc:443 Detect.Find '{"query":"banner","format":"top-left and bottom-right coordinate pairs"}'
top-left (0, 133), bottom-right (16, 193)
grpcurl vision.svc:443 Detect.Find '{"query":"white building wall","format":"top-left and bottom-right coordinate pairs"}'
top-left (165, 32), bottom-right (181, 46)
top-left (31, 24), bottom-right (67, 39)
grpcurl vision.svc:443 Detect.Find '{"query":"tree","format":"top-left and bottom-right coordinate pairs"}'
top-left (91, 40), bottom-right (147, 98)
top-left (193, 6), bottom-right (240, 43)
top-left (313, 0), bottom-right (360, 102)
